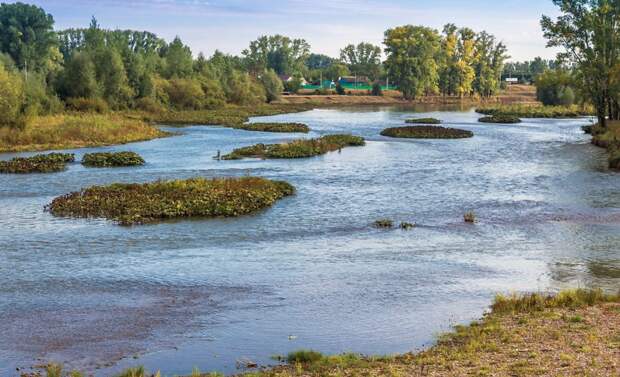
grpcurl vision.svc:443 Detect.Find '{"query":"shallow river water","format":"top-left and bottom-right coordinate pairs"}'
top-left (0, 106), bottom-right (618, 376)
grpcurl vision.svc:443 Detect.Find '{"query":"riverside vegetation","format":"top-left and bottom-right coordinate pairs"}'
top-left (82, 151), bottom-right (145, 167)
top-left (46, 177), bottom-right (295, 225)
top-left (0, 152), bottom-right (74, 173)
top-left (479, 115), bottom-right (522, 124)
top-left (236, 123), bottom-right (310, 133)
top-left (405, 117), bottom-right (442, 124)
top-left (476, 104), bottom-right (594, 119)
top-left (222, 135), bottom-right (365, 160)
top-left (36, 289), bottom-right (619, 377)
top-left (381, 126), bottom-right (473, 139)
top-left (590, 121), bottom-right (620, 170)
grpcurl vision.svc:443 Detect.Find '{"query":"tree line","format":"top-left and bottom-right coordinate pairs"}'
top-left (0, 2), bottom-right (510, 128)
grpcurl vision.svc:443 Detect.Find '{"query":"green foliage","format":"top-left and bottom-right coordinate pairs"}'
top-left (405, 117), bottom-right (441, 124)
top-left (164, 37), bottom-right (193, 78)
top-left (0, 62), bottom-right (25, 127)
top-left (222, 134), bottom-right (365, 160)
top-left (0, 152), bottom-right (74, 174)
top-left (340, 42), bottom-right (382, 80)
top-left (165, 78), bottom-right (206, 110)
top-left (45, 363), bottom-right (63, 377)
top-left (260, 69), bottom-right (284, 103)
top-left (116, 366), bottom-right (145, 377)
top-left (82, 151), bottom-right (145, 167)
top-left (492, 289), bottom-right (619, 314)
top-left (46, 177), bottom-right (295, 225)
top-left (238, 123), bottom-right (309, 133)
top-left (536, 69), bottom-right (576, 106)
top-left (243, 35), bottom-right (310, 75)
top-left (476, 104), bottom-right (593, 118)
top-left (60, 52), bottom-right (101, 99)
top-left (66, 97), bottom-right (109, 113)
top-left (381, 126), bottom-right (473, 139)
top-left (287, 350), bottom-right (324, 364)
top-left (371, 82), bottom-right (383, 96)
top-left (478, 115), bottom-right (522, 124)
top-left (225, 70), bottom-right (266, 105)
top-left (335, 82), bottom-right (345, 95)
top-left (94, 48), bottom-right (134, 107)
top-left (284, 76), bottom-right (302, 94)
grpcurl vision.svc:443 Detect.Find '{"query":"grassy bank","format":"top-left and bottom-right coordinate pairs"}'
top-left (381, 126), bottom-right (473, 139)
top-left (46, 177), bottom-right (295, 225)
top-left (476, 104), bottom-right (594, 118)
top-left (0, 114), bottom-right (169, 153)
top-left (591, 121), bottom-right (620, 169)
top-left (222, 135), bottom-right (365, 160)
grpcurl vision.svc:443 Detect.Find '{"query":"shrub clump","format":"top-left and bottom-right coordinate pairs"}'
top-left (478, 115), bottom-right (522, 124)
top-left (46, 177), bottom-right (295, 225)
top-left (381, 126), bottom-right (473, 139)
top-left (373, 219), bottom-right (394, 229)
top-left (405, 117), bottom-right (441, 124)
top-left (237, 123), bottom-right (310, 133)
top-left (82, 151), bottom-right (145, 167)
top-left (222, 134), bottom-right (365, 160)
top-left (0, 152), bottom-right (75, 174)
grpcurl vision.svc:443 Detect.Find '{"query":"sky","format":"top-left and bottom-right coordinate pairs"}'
top-left (17, 0), bottom-right (563, 61)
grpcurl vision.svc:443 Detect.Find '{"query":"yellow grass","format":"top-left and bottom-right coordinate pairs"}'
top-left (0, 113), bottom-right (170, 153)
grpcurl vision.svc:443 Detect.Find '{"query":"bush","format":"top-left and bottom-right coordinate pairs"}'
top-left (0, 63), bottom-right (24, 127)
top-left (371, 82), bottom-right (383, 96)
top-left (284, 77), bottom-right (302, 94)
top-left (478, 115), bottom-right (521, 124)
top-left (536, 69), bottom-right (576, 106)
top-left (237, 123), bottom-right (310, 133)
top-left (46, 177), bottom-right (295, 225)
top-left (135, 97), bottom-right (164, 113)
top-left (222, 134), bottom-right (365, 160)
top-left (165, 78), bottom-right (205, 110)
top-left (405, 118), bottom-right (441, 124)
top-left (66, 97), bottom-right (109, 113)
top-left (82, 152), bottom-right (145, 167)
top-left (0, 153), bottom-right (75, 174)
top-left (260, 69), bottom-right (284, 103)
top-left (381, 126), bottom-right (473, 139)
top-left (225, 70), bottom-right (266, 105)
top-left (335, 83), bottom-right (345, 95)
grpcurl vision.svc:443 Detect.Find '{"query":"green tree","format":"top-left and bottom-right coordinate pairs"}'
top-left (0, 61), bottom-right (24, 127)
top-left (243, 35), bottom-right (310, 75)
top-left (474, 31), bottom-right (508, 97)
top-left (163, 37), bottom-right (193, 78)
top-left (384, 25), bottom-right (441, 100)
top-left (260, 69), bottom-right (284, 103)
top-left (60, 51), bottom-right (100, 99)
top-left (536, 69), bottom-right (576, 106)
top-left (339, 42), bottom-right (382, 80)
top-left (95, 48), bottom-right (134, 107)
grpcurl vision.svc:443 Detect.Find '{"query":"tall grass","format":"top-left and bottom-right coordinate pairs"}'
top-left (491, 288), bottom-right (619, 314)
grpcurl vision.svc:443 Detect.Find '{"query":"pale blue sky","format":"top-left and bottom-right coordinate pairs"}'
top-left (19, 0), bottom-right (562, 61)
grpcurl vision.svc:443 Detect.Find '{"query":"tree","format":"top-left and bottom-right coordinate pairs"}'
top-left (163, 37), bottom-right (193, 78)
top-left (536, 69), bottom-right (576, 106)
top-left (60, 52), bottom-right (100, 99)
top-left (384, 25), bottom-right (441, 100)
top-left (474, 31), bottom-right (508, 97)
top-left (340, 42), bottom-right (382, 80)
top-left (260, 69), bottom-right (283, 103)
top-left (243, 35), bottom-right (310, 75)
top-left (542, 0), bottom-right (620, 127)
top-left (0, 62), bottom-right (24, 127)
top-left (0, 2), bottom-right (58, 72)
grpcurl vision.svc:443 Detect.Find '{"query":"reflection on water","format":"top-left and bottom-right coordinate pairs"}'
top-left (0, 106), bottom-right (617, 376)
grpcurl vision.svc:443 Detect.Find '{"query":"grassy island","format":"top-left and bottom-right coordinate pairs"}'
top-left (476, 104), bottom-right (594, 119)
top-left (222, 134), bottom-right (365, 160)
top-left (237, 123), bottom-right (310, 133)
top-left (405, 117), bottom-right (442, 124)
top-left (479, 115), bottom-right (522, 124)
top-left (381, 126), bottom-right (473, 139)
top-left (0, 153), bottom-right (75, 174)
top-left (82, 152), bottom-right (145, 167)
top-left (46, 177), bottom-right (295, 225)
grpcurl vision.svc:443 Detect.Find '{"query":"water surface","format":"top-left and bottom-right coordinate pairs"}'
top-left (0, 106), bottom-right (617, 376)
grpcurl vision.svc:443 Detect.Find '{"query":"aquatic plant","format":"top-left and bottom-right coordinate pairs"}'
top-left (237, 123), bottom-right (310, 133)
top-left (405, 117), bottom-right (441, 124)
top-left (475, 104), bottom-right (593, 118)
top-left (464, 211), bottom-right (476, 223)
top-left (478, 115), bottom-right (522, 124)
top-left (46, 177), bottom-right (295, 225)
top-left (381, 126), bottom-right (473, 139)
top-left (82, 151), bottom-right (145, 167)
top-left (287, 350), bottom-right (324, 364)
top-left (0, 152), bottom-right (75, 174)
top-left (399, 222), bottom-right (415, 230)
top-left (222, 134), bottom-right (365, 160)
top-left (373, 219), bottom-right (394, 228)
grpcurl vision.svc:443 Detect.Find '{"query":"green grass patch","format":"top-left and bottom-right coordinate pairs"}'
top-left (287, 350), bottom-right (324, 364)
top-left (82, 151), bottom-right (145, 167)
top-left (476, 104), bottom-right (593, 118)
top-left (491, 288), bottom-right (619, 314)
top-left (478, 115), bottom-right (522, 124)
top-left (46, 177), bottom-right (295, 225)
top-left (381, 126), bottom-right (473, 139)
top-left (222, 134), bottom-right (365, 160)
top-left (405, 117), bottom-right (441, 124)
top-left (237, 123), bottom-right (310, 133)
top-left (0, 152), bottom-right (75, 174)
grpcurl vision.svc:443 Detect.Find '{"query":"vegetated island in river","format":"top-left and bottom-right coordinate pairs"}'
top-left (236, 123), bottom-right (310, 133)
top-left (476, 104), bottom-right (594, 118)
top-left (46, 177), bottom-right (295, 225)
top-left (478, 115), bottom-right (522, 124)
top-left (37, 289), bottom-right (619, 377)
top-left (381, 126), bottom-right (473, 139)
top-left (0, 153), bottom-right (75, 173)
top-left (82, 151), bottom-right (145, 167)
top-left (222, 134), bottom-right (365, 160)
top-left (405, 117), bottom-right (442, 124)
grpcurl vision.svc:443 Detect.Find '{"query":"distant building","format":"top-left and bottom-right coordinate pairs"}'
top-left (505, 77), bottom-right (519, 85)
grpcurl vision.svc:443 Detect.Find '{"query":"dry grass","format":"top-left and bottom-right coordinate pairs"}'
top-left (0, 113), bottom-right (170, 153)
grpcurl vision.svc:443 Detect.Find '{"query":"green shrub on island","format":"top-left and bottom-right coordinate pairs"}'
top-left (476, 104), bottom-right (593, 118)
top-left (381, 126), bottom-right (473, 139)
top-left (82, 152), bottom-right (145, 167)
top-left (405, 117), bottom-right (441, 124)
top-left (0, 153), bottom-right (75, 174)
top-left (46, 177), bottom-right (295, 225)
top-left (238, 123), bottom-right (310, 133)
top-left (478, 115), bottom-right (522, 124)
top-left (222, 134), bottom-right (365, 160)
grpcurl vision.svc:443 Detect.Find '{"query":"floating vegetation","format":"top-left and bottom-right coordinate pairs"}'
top-left (222, 134), bottom-right (365, 160)
top-left (475, 104), bottom-right (593, 118)
top-left (82, 151), bottom-right (145, 167)
top-left (405, 117), bottom-right (441, 124)
top-left (381, 126), bottom-right (473, 139)
top-left (373, 219), bottom-right (394, 229)
top-left (46, 177), bottom-right (295, 225)
top-left (464, 211), bottom-right (476, 223)
top-left (478, 115), bottom-right (522, 124)
top-left (0, 153), bottom-right (75, 174)
top-left (236, 123), bottom-right (310, 133)
top-left (399, 222), bottom-right (415, 230)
